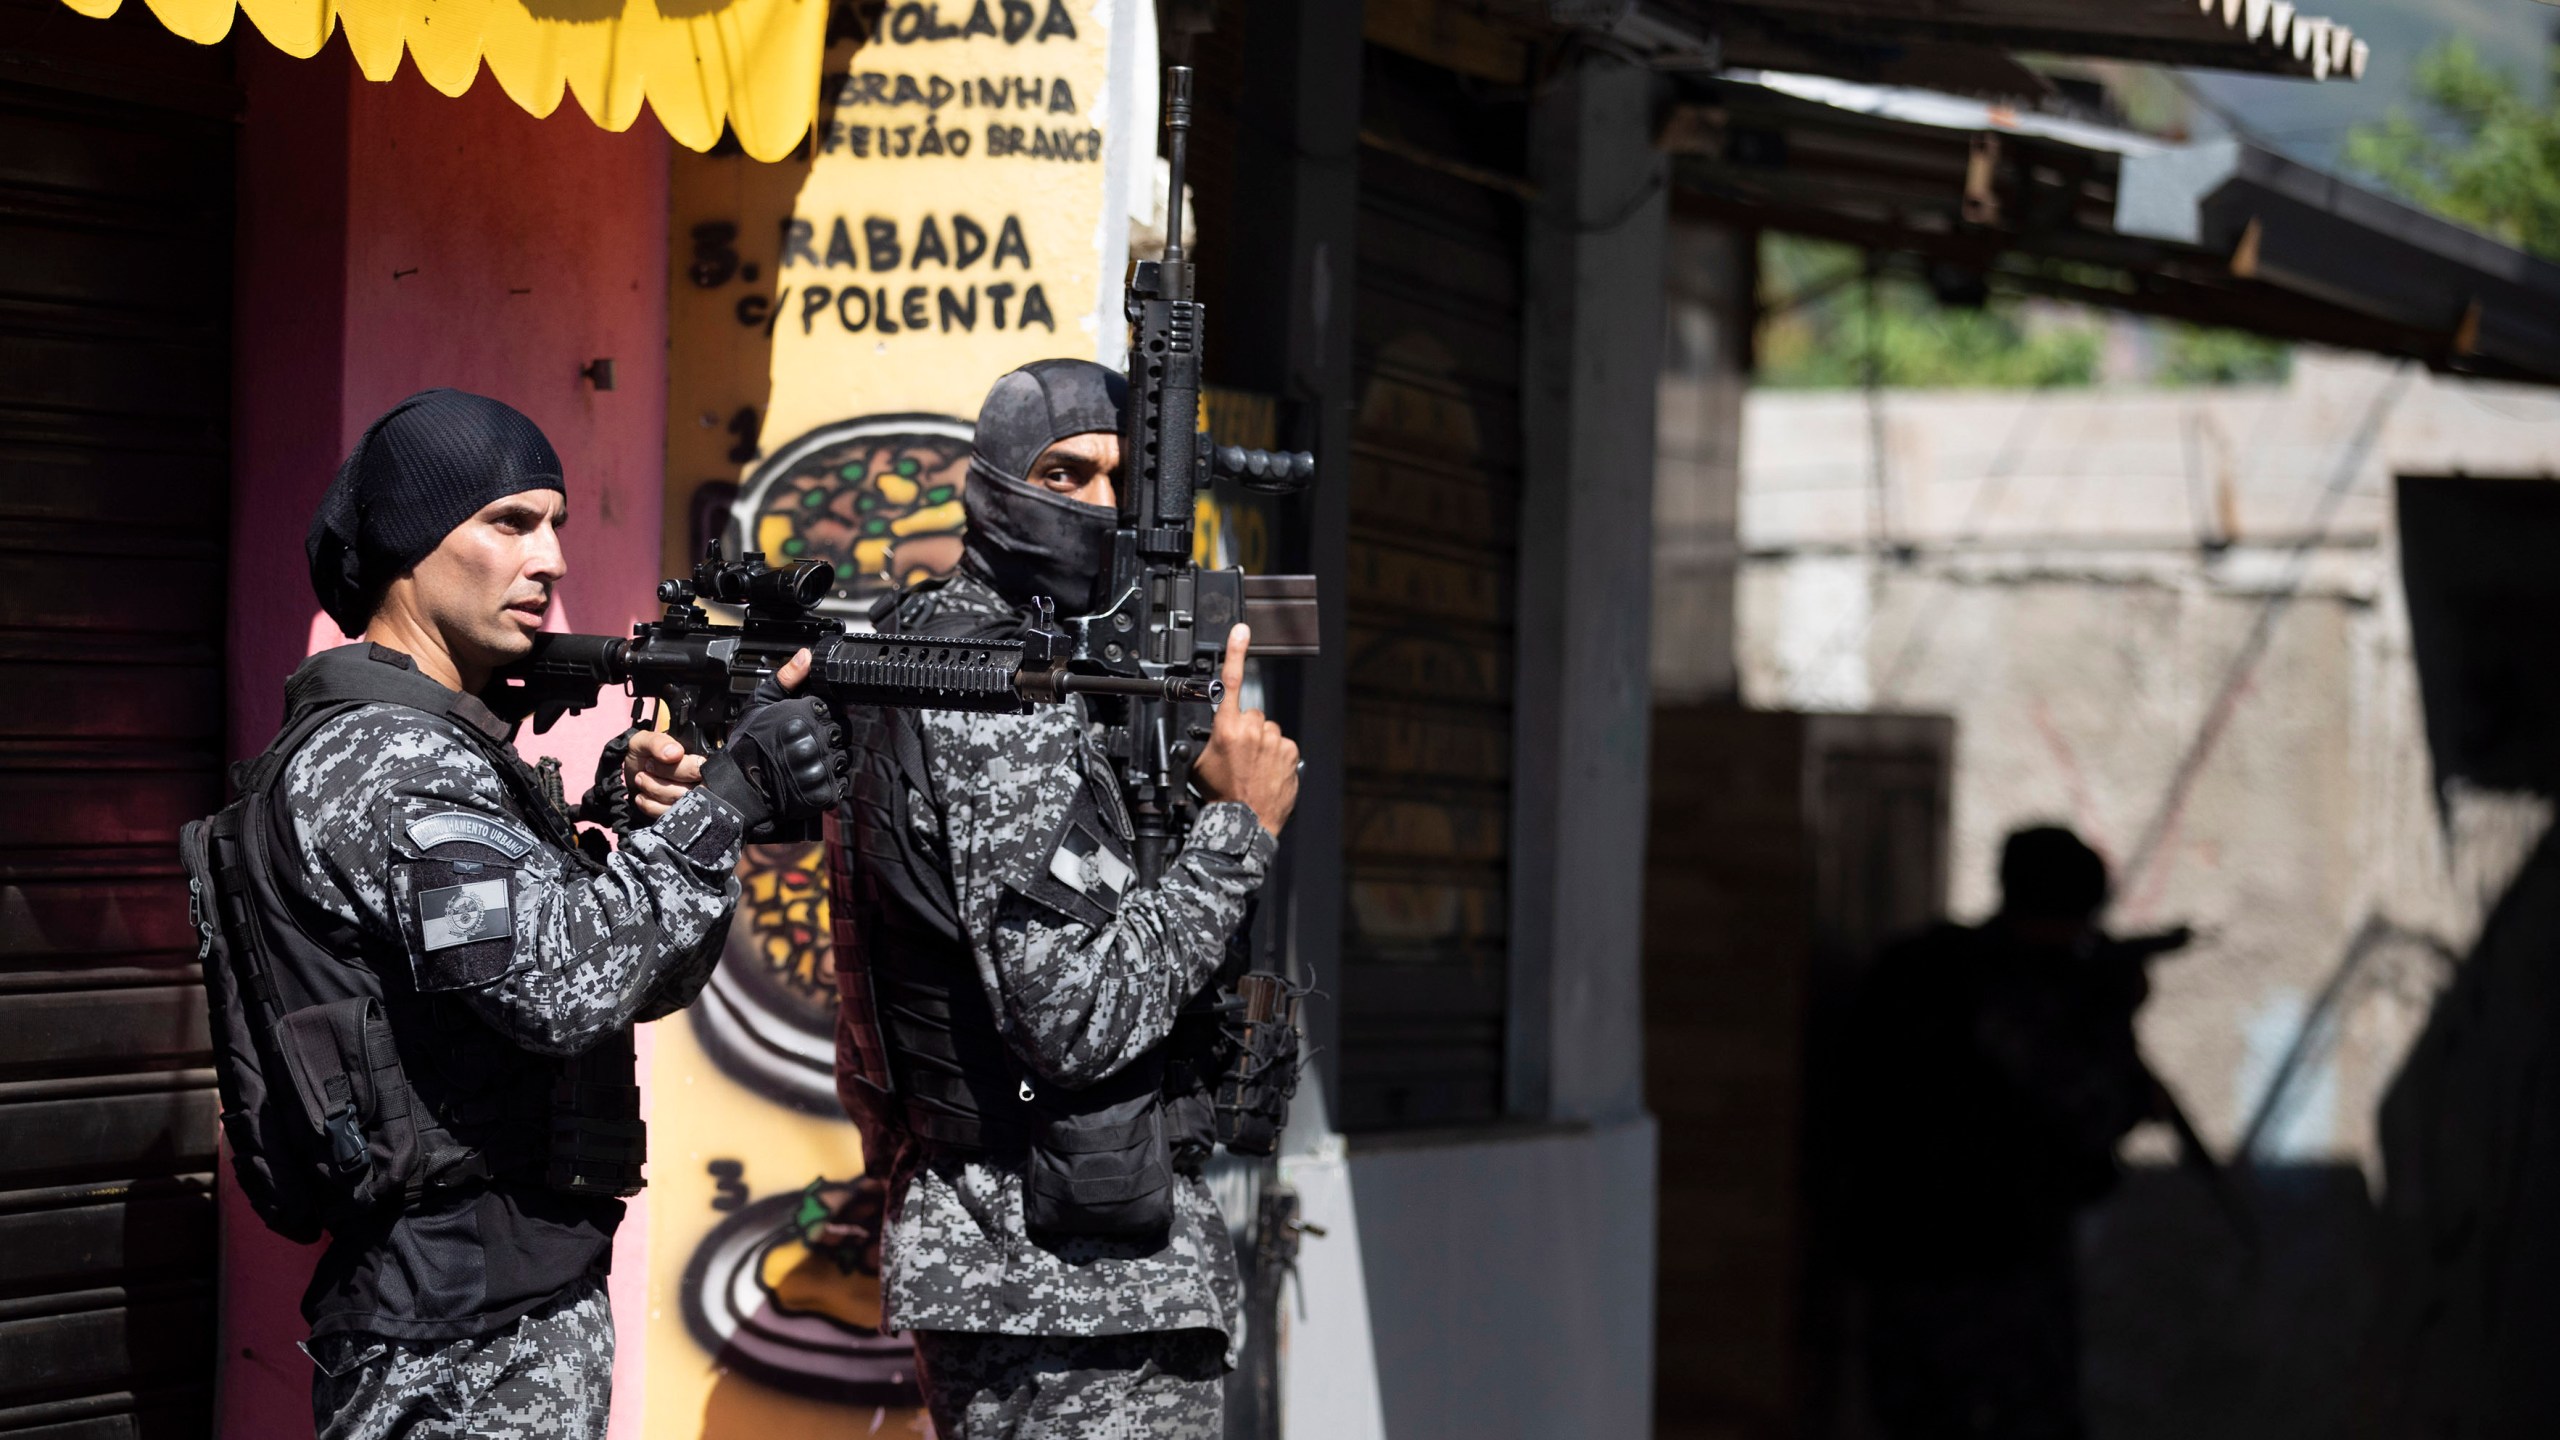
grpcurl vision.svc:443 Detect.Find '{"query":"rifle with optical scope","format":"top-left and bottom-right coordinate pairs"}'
top-left (486, 546), bottom-right (1216, 778)
top-left (492, 64), bottom-right (1321, 872)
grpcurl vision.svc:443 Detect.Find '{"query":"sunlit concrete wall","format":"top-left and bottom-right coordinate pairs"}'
top-left (225, 35), bottom-right (670, 1436)
top-left (1650, 222), bottom-right (1749, 705)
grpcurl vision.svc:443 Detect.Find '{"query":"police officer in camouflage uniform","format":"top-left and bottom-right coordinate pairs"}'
top-left (255, 390), bottom-right (841, 1439)
top-left (828, 360), bottom-right (1301, 1439)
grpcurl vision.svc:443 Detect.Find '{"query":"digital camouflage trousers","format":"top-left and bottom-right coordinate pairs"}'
top-left (305, 1278), bottom-right (613, 1440)
top-left (910, 1328), bottom-right (1228, 1440)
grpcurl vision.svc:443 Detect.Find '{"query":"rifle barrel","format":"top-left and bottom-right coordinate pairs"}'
top-left (1161, 65), bottom-right (1191, 285)
top-left (1054, 672), bottom-right (1220, 704)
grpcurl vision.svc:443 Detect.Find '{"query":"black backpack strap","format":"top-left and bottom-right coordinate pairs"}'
top-left (206, 698), bottom-right (371, 1022)
top-left (231, 699), bottom-right (373, 803)
top-left (261, 684), bottom-right (591, 866)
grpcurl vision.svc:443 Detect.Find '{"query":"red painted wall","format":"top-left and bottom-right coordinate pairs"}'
top-left (226, 32), bottom-right (671, 1437)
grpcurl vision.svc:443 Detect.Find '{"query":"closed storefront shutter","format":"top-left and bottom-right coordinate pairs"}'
top-left (0, 3), bottom-right (230, 1434)
top-left (1340, 45), bottom-right (1528, 1131)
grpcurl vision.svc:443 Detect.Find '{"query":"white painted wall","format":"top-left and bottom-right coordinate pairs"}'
top-left (1278, 1129), bottom-right (1390, 1440)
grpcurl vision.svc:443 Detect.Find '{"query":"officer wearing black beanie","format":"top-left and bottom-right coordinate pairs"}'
top-left (306, 387), bottom-right (569, 638)
top-left (198, 389), bottom-right (844, 1440)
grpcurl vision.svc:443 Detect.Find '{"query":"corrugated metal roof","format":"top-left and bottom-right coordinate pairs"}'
top-left (1666, 70), bottom-right (2560, 384)
top-left (1619, 0), bottom-right (2370, 83)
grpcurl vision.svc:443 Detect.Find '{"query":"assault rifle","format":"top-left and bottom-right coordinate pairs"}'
top-left (486, 547), bottom-right (1215, 755)
top-left (1084, 65), bottom-right (1320, 1164)
top-left (1071, 62), bottom-right (1320, 885)
top-left (2097, 925), bottom-right (2260, 1254)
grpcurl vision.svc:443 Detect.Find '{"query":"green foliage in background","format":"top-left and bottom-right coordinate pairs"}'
top-left (1754, 235), bottom-right (2096, 389)
top-left (2345, 38), bottom-right (2560, 261)
top-left (2157, 325), bottom-right (2291, 385)
top-left (1753, 235), bottom-right (2289, 390)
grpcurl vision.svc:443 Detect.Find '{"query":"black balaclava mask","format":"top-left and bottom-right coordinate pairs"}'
top-left (307, 388), bottom-right (567, 637)
top-left (960, 358), bottom-right (1127, 616)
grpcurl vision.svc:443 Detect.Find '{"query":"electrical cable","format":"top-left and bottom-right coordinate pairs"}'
top-left (2112, 361), bottom-right (2416, 921)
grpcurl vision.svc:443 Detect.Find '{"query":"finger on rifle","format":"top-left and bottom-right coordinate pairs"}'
top-left (1219, 625), bottom-right (1250, 714)
top-left (632, 730), bottom-right (686, 769)
top-left (776, 647), bottom-right (815, 694)
top-left (632, 773), bottom-right (686, 809)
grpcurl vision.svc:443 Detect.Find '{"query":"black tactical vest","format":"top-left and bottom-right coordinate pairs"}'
top-left (184, 645), bottom-right (643, 1244)
top-left (829, 582), bottom-right (1220, 1239)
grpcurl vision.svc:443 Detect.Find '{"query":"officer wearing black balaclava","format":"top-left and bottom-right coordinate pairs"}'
top-left (953, 357), bottom-right (1127, 617)
top-left (187, 389), bottom-right (843, 1440)
top-left (827, 359), bottom-right (1300, 1439)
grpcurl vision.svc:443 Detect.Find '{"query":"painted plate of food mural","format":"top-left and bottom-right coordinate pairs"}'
top-left (680, 1178), bottom-right (918, 1405)
top-left (728, 413), bottom-right (974, 615)
top-left (694, 841), bottom-right (843, 1115)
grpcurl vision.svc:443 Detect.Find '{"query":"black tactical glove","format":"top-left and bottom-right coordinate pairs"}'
top-left (700, 697), bottom-right (845, 833)
top-left (575, 727), bottom-right (640, 835)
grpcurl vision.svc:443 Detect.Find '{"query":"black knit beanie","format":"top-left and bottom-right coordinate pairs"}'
top-left (307, 389), bottom-right (567, 636)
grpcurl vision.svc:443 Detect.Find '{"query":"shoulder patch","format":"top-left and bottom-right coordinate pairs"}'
top-left (406, 810), bottom-right (537, 859)
top-left (1011, 816), bottom-right (1133, 929)
top-left (1049, 822), bottom-right (1133, 904)
top-left (403, 858), bottom-right (523, 991)
top-left (419, 876), bottom-right (515, 952)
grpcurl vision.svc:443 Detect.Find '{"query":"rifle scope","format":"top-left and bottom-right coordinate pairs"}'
top-left (669, 555), bottom-right (834, 611)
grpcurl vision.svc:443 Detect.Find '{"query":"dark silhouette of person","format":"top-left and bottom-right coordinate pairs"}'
top-left (1845, 825), bottom-right (2161, 1440)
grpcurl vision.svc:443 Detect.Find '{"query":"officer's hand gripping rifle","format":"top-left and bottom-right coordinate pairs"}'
top-left (486, 547), bottom-right (1217, 794)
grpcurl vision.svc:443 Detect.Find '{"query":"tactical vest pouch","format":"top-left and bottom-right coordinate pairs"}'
top-left (187, 799), bottom-right (487, 1241)
top-left (1023, 1066), bottom-right (1176, 1239)
top-left (274, 997), bottom-right (484, 1213)
top-left (546, 1031), bottom-right (647, 1197)
top-left (1213, 973), bottom-right (1303, 1158)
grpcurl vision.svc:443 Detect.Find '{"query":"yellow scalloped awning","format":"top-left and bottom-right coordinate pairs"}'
top-left (58, 0), bottom-right (826, 161)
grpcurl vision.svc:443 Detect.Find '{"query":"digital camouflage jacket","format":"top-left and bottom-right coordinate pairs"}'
top-left (838, 572), bottom-right (1273, 1357)
top-left (274, 643), bottom-right (746, 1340)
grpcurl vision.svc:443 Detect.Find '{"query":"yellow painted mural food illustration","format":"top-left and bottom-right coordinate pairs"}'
top-left (648, 3), bottom-right (1119, 1435)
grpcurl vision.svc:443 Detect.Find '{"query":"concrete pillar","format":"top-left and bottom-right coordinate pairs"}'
top-left (1214, 7), bottom-right (1387, 1437)
top-left (1222, 0), bottom-right (1363, 1127)
top-left (1510, 51), bottom-right (1670, 1126)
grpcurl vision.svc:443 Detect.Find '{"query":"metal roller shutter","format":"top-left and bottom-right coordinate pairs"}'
top-left (0, 3), bottom-right (229, 1435)
top-left (1339, 45), bottom-right (1528, 1131)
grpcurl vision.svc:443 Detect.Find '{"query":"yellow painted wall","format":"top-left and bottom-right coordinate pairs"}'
top-left (662, 1), bottom-right (1121, 602)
